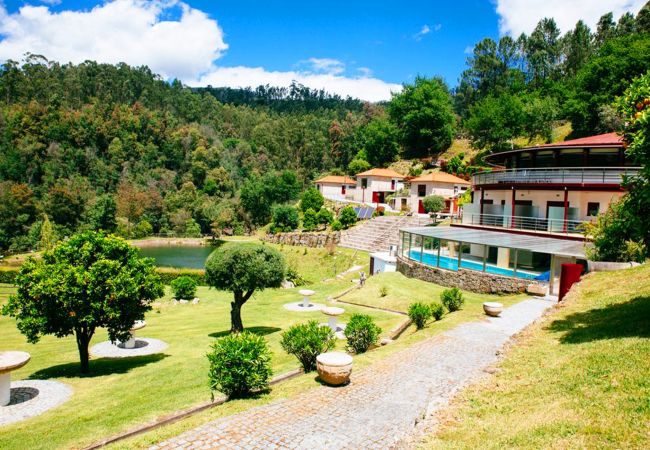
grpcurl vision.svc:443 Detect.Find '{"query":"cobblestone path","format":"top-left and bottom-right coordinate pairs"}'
top-left (151, 298), bottom-right (553, 449)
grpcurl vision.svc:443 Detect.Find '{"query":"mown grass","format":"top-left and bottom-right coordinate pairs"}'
top-left (0, 243), bottom-right (391, 450)
top-left (421, 263), bottom-right (650, 449)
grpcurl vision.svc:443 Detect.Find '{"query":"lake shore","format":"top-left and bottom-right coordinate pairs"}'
top-left (127, 237), bottom-right (211, 248)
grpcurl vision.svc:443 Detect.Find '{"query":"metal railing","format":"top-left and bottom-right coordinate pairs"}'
top-left (454, 213), bottom-right (591, 235)
top-left (472, 167), bottom-right (640, 186)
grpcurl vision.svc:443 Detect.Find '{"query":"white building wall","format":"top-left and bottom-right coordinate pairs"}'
top-left (353, 176), bottom-right (404, 203)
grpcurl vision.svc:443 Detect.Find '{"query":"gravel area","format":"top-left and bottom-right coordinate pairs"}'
top-left (90, 338), bottom-right (169, 358)
top-left (0, 380), bottom-right (72, 426)
top-left (150, 298), bottom-right (554, 449)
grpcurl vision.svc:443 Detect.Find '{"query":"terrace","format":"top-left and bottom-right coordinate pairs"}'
top-left (472, 166), bottom-right (640, 187)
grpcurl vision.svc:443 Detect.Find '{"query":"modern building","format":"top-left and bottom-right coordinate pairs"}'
top-left (314, 175), bottom-right (356, 202)
top-left (407, 172), bottom-right (470, 215)
top-left (459, 132), bottom-right (639, 237)
top-left (353, 168), bottom-right (405, 205)
top-left (397, 133), bottom-right (641, 295)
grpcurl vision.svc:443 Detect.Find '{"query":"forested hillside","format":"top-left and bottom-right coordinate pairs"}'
top-left (0, 4), bottom-right (648, 253)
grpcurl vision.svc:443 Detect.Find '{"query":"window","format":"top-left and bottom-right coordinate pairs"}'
top-left (417, 184), bottom-right (426, 197)
top-left (361, 178), bottom-right (368, 188)
top-left (391, 179), bottom-right (396, 190)
top-left (588, 148), bottom-right (620, 167)
top-left (558, 149), bottom-right (584, 167)
top-left (587, 202), bottom-right (600, 216)
top-left (316, 184), bottom-right (321, 191)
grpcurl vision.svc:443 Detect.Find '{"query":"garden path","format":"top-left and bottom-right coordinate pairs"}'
top-left (150, 297), bottom-right (554, 449)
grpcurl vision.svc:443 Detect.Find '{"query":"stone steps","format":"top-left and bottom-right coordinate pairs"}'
top-left (339, 215), bottom-right (431, 253)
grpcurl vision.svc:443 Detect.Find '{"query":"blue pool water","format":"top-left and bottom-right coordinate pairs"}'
top-left (408, 250), bottom-right (537, 280)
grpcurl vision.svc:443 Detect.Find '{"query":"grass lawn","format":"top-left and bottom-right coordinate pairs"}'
top-left (342, 271), bottom-right (526, 313)
top-left (421, 263), bottom-right (650, 449)
top-left (0, 243), bottom-right (400, 450)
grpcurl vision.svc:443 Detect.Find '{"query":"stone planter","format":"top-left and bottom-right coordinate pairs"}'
top-left (316, 352), bottom-right (353, 386)
top-left (483, 302), bottom-right (503, 317)
top-left (527, 283), bottom-right (547, 296)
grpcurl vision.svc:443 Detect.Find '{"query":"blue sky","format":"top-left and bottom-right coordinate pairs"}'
top-left (0, 1), bottom-right (645, 100)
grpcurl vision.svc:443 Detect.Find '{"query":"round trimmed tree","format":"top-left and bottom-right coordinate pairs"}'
top-left (205, 244), bottom-right (286, 333)
top-left (2, 231), bottom-right (164, 373)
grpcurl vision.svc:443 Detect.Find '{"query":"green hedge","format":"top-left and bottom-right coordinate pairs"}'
top-left (154, 267), bottom-right (206, 285)
top-left (0, 266), bottom-right (206, 286)
top-left (0, 267), bottom-right (19, 284)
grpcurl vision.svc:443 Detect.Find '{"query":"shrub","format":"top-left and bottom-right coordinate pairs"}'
top-left (155, 267), bottom-right (206, 285)
top-left (379, 286), bottom-right (388, 297)
top-left (338, 206), bottom-right (357, 229)
top-left (271, 205), bottom-right (299, 233)
top-left (170, 275), bottom-right (198, 299)
top-left (300, 188), bottom-right (324, 213)
top-left (132, 220), bottom-right (153, 238)
top-left (348, 158), bottom-right (371, 175)
top-left (422, 195), bottom-right (446, 215)
top-left (344, 314), bottom-right (382, 354)
top-left (430, 302), bottom-right (445, 321)
top-left (408, 302), bottom-right (432, 330)
top-left (207, 332), bottom-right (272, 398)
top-left (0, 266), bottom-right (19, 284)
top-left (285, 265), bottom-right (307, 287)
top-left (302, 208), bottom-right (318, 231)
top-left (316, 208), bottom-right (334, 225)
top-left (441, 287), bottom-right (464, 312)
top-left (331, 219), bottom-right (343, 231)
top-left (280, 320), bottom-right (336, 371)
top-left (184, 218), bottom-right (202, 237)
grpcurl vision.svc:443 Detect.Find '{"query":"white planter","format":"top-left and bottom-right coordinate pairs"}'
top-left (483, 302), bottom-right (503, 317)
top-left (316, 352), bottom-right (353, 386)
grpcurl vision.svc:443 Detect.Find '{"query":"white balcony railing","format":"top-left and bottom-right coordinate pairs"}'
top-left (454, 213), bottom-right (592, 235)
top-left (472, 167), bottom-right (640, 186)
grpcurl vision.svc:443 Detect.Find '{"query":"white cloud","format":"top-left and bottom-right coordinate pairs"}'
top-left (433, 23), bottom-right (442, 32)
top-left (413, 24), bottom-right (431, 41)
top-left (190, 66), bottom-right (401, 102)
top-left (495, 0), bottom-right (646, 36)
top-left (0, 0), bottom-right (398, 101)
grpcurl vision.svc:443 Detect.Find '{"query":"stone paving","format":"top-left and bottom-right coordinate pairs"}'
top-left (150, 298), bottom-right (554, 449)
top-left (0, 380), bottom-right (73, 426)
top-left (90, 338), bottom-right (169, 358)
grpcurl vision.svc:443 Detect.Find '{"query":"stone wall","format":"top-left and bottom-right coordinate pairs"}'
top-left (397, 256), bottom-right (531, 294)
top-left (262, 231), bottom-right (341, 248)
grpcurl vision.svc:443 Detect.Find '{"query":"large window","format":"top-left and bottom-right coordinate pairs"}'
top-left (558, 149), bottom-right (584, 167)
top-left (417, 184), bottom-right (426, 197)
top-left (361, 178), bottom-right (368, 189)
top-left (588, 148), bottom-right (620, 167)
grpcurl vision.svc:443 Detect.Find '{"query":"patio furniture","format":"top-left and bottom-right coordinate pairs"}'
top-left (122, 320), bottom-right (146, 349)
top-left (0, 351), bottom-right (31, 406)
top-left (322, 306), bottom-right (345, 332)
top-left (316, 351), bottom-right (353, 386)
top-left (298, 289), bottom-right (315, 308)
top-left (483, 302), bottom-right (503, 317)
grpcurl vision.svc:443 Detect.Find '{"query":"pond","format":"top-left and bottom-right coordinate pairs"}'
top-left (137, 245), bottom-right (215, 269)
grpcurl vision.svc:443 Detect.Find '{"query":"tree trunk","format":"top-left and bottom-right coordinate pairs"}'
top-left (75, 326), bottom-right (93, 374)
top-left (230, 299), bottom-right (243, 333)
top-left (230, 290), bottom-right (254, 333)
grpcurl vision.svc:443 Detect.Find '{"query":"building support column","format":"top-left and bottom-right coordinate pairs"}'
top-left (457, 241), bottom-right (462, 271)
top-left (513, 249), bottom-right (519, 277)
top-left (497, 247), bottom-right (510, 269)
top-left (482, 245), bottom-right (488, 272)
top-left (563, 188), bottom-right (569, 233)
top-left (549, 254), bottom-right (556, 296)
top-left (472, 188), bottom-right (485, 225)
top-left (511, 187), bottom-right (517, 228)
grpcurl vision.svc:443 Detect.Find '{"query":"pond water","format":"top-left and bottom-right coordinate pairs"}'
top-left (137, 245), bottom-right (215, 269)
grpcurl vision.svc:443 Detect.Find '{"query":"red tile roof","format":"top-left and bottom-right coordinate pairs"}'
top-left (355, 168), bottom-right (405, 178)
top-left (536, 132), bottom-right (623, 148)
top-left (314, 175), bottom-right (356, 184)
top-left (409, 172), bottom-right (470, 184)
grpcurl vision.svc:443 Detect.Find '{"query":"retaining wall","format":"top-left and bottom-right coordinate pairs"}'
top-left (397, 256), bottom-right (531, 294)
top-left (262, 231), bottom-right (341, 248)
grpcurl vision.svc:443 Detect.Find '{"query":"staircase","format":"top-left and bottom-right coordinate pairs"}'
top-left (339, 215), bottom-right (431, 253)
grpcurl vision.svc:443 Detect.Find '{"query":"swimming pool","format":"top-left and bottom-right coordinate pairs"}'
top-left (408, 250), bottom-right (537, 280)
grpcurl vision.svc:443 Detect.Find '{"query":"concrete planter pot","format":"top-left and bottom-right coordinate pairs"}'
top-left (483, 302), bottom-right (503, 317)
top-left (316, 352), bottom-right (353, 386)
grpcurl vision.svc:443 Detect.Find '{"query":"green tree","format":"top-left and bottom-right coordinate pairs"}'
top-left (2, 232), bottom-right (163, 373)
top-left (240, 176), bottom-right (273, 226)
top-left (302, 208), bottom-right (318, 231)
top-left (299, 187), bottom-right (324, 213)
top-left (86, 194), bottom-right (117, 232)
top-left (205, 244), bottom-right (286, 333)
top-left (39, 214), bottom-right (56, 251)
top-left (422, 195), bottom-right (446, 215)
top-left (348, 158), bottom-right (371, 175)
top-left (466, 93), bottom-right (524, 151)
top-left (338, 206), bottom-right (358, 229)
top-left (388, 76), bottom-right (455, 158)
top-left (271, 205), bottom-right (299, 232)
top-left (362, 118), bottom-right (400, 167)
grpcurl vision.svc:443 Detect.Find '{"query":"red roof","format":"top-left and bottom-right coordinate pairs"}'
top-left (355, 168), bottom-right (405, 178)
top-left (314, 175), bottom-right (356, 184)
top-left (536, 132), bottom-right (623, 149)
top-left (409, 172), bottom-right (470, 185)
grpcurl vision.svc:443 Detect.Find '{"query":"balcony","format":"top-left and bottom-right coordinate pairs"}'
top-left (453, 213), bottom-right (592, 238)
top-left (472, 167), bottom-right (641, 187)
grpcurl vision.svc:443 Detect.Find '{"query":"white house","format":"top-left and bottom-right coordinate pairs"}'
top-left (408, 172), bottom-right (470, 215)
top-left (353, 168), bottom-right (405, 205)
top-left (314, 175), bottom-right (356, 201)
